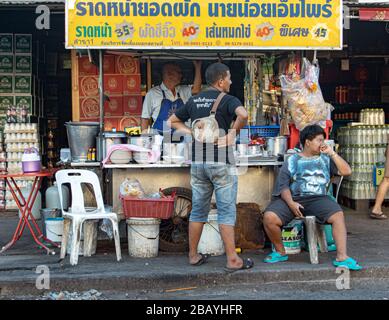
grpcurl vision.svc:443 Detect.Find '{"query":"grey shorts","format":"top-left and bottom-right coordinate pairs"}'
top-left (264, 195), bottom-right (342, 225)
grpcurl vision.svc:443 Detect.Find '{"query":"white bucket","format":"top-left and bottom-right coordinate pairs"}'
top-left (197, 210), bottom-right (225, 256)
top-left (45, 218), bottom-right (64, 242)
top-left (126, 218), bottom-right (161, 258)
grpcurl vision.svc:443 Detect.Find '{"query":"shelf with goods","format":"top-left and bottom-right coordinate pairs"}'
top-left (3, 123), bottom-right (40, 210)
top-left (331, 105), bottom-right (389, 139)
top-left (337, 123), bottom-right (389, 201)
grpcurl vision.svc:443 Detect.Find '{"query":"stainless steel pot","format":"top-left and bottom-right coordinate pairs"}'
top-left (129, 134), bottom-right (156, 149)
top-left (266, 136), bottom-right (288, 156)
top-left (65, 122), bottom-right (99, 162)
top-left (97, 131), bottom-right (127, 161)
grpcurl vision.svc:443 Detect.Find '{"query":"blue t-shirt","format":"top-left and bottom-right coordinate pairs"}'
top-left (273, 153), bottom-right (337, 197)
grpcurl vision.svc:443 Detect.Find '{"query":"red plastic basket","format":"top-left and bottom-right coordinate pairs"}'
top-left (120, 191), bottom-right (176, 219)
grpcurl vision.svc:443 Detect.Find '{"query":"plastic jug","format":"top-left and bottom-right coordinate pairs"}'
top-left (18, 187), bottom-right (42, 220)
top-left (45, 182), bottom-right (70, 210)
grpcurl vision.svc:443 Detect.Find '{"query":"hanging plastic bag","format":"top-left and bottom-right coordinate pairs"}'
top-left (280, 58), bottom-right (330, 131)
top-left (119, 178), bottom-right (145, 198)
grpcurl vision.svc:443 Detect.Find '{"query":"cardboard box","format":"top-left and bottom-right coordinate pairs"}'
top-left (79, 76), bottom-right (99, 97)
top-left (382, 85), bottom-right (389, 103)
top-left (0, 54), bottom-right (13, 73)
top-left (14, 54), bottom-right (32, 74)
top-left (104, 117), bottom-right (119, 131)
top-left (119, 116), bottom-right (141, 131)
top-left (123, 95), bottom-right (143, 115)
top-left (14, 75), bottom-right (31, 94)
top-left (0, 75), bottom-right (13, 93)
top-left (0, 34), bottom-right (13, 53)
top-left (15, 95), bottom-right (33, 114)
top-left (80, 96), bottom-right (100, 118)
top-left (123, 74), bottom-right (141, 94)
top-left (115, 56), bottom-right (140, 74)
top-left (103, 55), bottom-right (115, 74)
top-left (80, 117), bottom-right (99, 123)
top-left (104, 95), bottom-right (123, 116)
top-left (78, 56), bottom-right (98, 76)
top-left (15, 34), bottom-right (32, 54)
top-left (104, 74), bottom-right (123, 95)
top-left (0, 95), bottom-right (14, 111)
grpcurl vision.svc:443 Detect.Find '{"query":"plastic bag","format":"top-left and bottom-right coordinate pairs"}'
top-left (280, 58), bottom-right (329, 131)
top-left (119, 178), bottom-right (145, 198)
top-left (99, 219), bottom-right (113, 239)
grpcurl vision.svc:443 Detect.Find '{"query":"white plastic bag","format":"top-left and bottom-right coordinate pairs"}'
top-left (280, 58), bottom-right (330, 131)
top-left (119, 178), bottom-right (145, 198)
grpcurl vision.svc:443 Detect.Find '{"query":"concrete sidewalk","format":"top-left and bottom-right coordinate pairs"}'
top-left (0, 207), bottom-right (388, 297)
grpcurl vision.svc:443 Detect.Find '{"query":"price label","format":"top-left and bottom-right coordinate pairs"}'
top-left (115, 21), bottom-right (135, 41)
top-left (373, 165), bottom-right (385, 186)
top-left (256, 23), bottom-right (275, 41)
top-left (311, 23), bottom-right (329, 42)
top-left (182, 23), bottom-right (199, 41)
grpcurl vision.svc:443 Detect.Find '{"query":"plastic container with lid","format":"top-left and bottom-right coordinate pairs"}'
top-left (22, 148), bottom-right (41, 173)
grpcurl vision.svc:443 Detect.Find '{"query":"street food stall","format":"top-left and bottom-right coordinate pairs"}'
top-left (65, 0), bottom-right (343, 250)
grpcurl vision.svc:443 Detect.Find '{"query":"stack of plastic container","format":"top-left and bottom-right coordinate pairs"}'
top-left (337, 124), bottom-right (389, 200)
top-left (3, 123), bottom-right (40, 210)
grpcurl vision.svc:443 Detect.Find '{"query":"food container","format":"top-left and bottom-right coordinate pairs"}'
top-left (132, 151), bottom-right (159, 164)
top-left (110, 149), bottom-right (132, 164)
top-left (21, 148), bottom-right (41, 173)
top-left (248, 145), bottom-right (263, 155)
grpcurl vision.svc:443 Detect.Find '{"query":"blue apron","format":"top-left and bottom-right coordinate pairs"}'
top-left (152, 88), bottom-right (184, 135)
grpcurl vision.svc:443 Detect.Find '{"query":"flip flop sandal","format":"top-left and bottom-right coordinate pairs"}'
top-left (333, 257), bottom-right (363, 271)
top-left (263, 251), bottom-right (289, 264)
top-left (370, 212), bottom-right (388, 220)
top-left (224, 258), bottom-right (254, 273)
top-left (190, 253), bottom-right (210, 266)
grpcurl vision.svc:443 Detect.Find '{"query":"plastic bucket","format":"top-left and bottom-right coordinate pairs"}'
top-left (197, 210), bottom-right (225, 256)
top-left (45, 217), bottom-right (64, 242)
top-left (126, 218), bottom-right (161, 258)
top-left (65, 122), bottom-right (99, 162)
top-left (282, 237), bottom-right (301, 254)
top-left (40, 208), bottom-right (61, 237)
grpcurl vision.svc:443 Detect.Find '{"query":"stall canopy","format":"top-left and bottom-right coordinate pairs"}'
top-left (66, 0), bottom-right (343, 51)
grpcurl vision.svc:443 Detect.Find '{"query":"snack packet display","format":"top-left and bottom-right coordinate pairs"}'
top-left (280, 58), bottom-right (330, 131)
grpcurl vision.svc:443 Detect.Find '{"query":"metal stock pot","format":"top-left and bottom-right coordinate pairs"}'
top-left (266, 136), bottom-right (288, 156)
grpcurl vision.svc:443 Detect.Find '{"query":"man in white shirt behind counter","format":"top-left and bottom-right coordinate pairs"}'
top-left (141, 61), bottom-right (202, 134)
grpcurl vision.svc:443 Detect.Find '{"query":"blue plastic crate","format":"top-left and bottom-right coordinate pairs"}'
top-left (238, 125), bottom-right (280, 143)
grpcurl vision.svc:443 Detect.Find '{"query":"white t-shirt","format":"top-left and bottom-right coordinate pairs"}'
top-left (141, 82), bottom-right (192, 122)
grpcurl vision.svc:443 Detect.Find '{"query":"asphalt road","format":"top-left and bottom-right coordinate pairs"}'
top-left (3, 278), bottom-right (389, 300)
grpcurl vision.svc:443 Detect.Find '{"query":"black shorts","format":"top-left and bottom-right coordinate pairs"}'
top-left (264, 195), bottom-right (342, 225)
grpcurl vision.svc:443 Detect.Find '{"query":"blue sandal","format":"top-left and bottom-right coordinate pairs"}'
top-left (264, 252), bottom-right (289, 264)
top-left (333, 257), bottom-right (363, 271)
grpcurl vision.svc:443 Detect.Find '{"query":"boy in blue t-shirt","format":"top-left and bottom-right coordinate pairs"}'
top-left (263, 125), bottom-right (362, 270)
